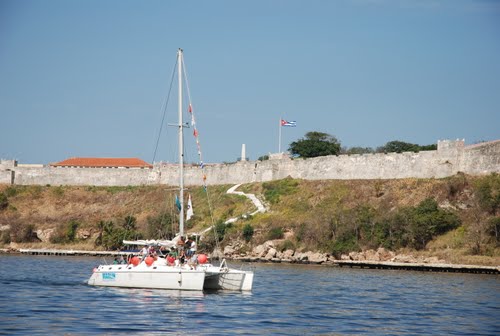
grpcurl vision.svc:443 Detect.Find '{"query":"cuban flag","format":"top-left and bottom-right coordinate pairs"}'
top-left (281, 119), bottom-right (297, 127)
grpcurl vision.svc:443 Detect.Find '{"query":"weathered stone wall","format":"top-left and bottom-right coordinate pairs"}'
top-left (13, 166), bottom-right (158, 186)
top-left (0, 160), bottom-right (15, 185)
top-left (1, 140), bottom-right (499, 187)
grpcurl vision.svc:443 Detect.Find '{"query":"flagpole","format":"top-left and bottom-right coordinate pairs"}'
top-left (278, 116), bottom-right (282, 153)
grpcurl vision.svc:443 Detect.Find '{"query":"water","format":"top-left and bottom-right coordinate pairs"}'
top-left (0, 255), bottom-right (498, 335)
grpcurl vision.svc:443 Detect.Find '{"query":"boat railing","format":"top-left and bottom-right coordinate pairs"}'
top-left (220, 258), bottom-right (229, 272)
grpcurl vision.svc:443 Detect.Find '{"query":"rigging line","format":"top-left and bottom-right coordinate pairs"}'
top-left (152, 56), bottom-right (178, 163)
top-left (204, 184), bottom-right (221, 251)
top-left (181, 57), bottom-right (193, 106)
top-left (120, 58), bottom-right (177, 244)
top-left (181, 55), bottom-right (221, 255)
top-left (150, 55), bottom-right (178, 238)
top-left (181, 59), bottom-right (197, 165)
top-left (182, 58), bottom-right (219, 248)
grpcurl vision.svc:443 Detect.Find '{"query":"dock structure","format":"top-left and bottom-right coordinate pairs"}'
top-left (18, 249), bottom-right (135, 257)
top-left (9, 249), bottom-right (500, 275)
top-left (335, 260), bottom-right (499, 275)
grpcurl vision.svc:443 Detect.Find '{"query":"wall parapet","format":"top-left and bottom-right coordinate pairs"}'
top-left (1, 139), bottom-right (499, 186)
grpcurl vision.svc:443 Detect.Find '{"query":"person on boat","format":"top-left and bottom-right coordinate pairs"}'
top-left (168, 247), bottom-right (178, 257)
top-left (165, 247), bottom-right (177, 266)
top-left (177, 236), bottom-right (185, 253)
top-left (188, 253), bottom-right (198, 270)
top-left (178, 248), bottom-right (186, 265)
top-left (185, 237), bottom-right (193, 257)
top-left (140, 246), bottom-right (148, 256)
top-left (189, 237), bottom-right (197, 257)
top-left (118, 254), bottom-right (126, 264)
top-left (148, 245), bottom-right (155, 255)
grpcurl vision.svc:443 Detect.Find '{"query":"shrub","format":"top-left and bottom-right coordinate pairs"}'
top-left (395, 198), bottom-right (460, 250)
top-left (4, 187), bottom-right (17, 197)
top-left (146, 212), bottom-right (173, 240)
top-left (267, 227), bottom-right (284, 240)
top-left (474, 173), bottom-right (500, 215)
top-left (242, 223), bottom-right (254, 242)
top-left (214, 220), bottom-right (228, 242)
top-left (0, 193), bottom-right (8, 210)
top-left (1, 230), bottom-right (11, 244)
top-left (262, 178), bottom-right (299, 204)
top-left (330, 232), bottom-right (359, 258)
top-left (447, 173), bottom-right (468, 199)
top-left (50, 220), bottom-right (81, 244)
top-left (51, 186), bottom-right (65, 197)
top-left (277, 239), bottom-right (295, 252)
top-left (66, 220), bottom-right (79, 242)
top-left (10, 223), bottom-right (38, 243)
top-left (488, 216), bottom-right (500, 243)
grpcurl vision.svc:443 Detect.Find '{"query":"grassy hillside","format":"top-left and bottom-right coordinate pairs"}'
top-left (0, 173), bottom-right (499, 265)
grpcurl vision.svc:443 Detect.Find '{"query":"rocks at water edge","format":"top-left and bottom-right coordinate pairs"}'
top-left (215, 241), bottom-right (446, 265)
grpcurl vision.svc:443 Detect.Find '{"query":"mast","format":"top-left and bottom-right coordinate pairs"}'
top-left (178, 48), bottom-right (185, 237)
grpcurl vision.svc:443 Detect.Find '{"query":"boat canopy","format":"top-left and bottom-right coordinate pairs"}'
top-left (122, 239), bottom-right (177, 248)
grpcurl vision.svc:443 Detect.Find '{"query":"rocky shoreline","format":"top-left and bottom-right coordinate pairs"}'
top-left (215, 240), bottom-right (447, 265)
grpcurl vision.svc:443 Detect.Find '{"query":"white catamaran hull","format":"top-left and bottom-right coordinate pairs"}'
top-left (202, 266), bottom-right (254, 291)
top-left (88, 263), bottom-right (206, 291)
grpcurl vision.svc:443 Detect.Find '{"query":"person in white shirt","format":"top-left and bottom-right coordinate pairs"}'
top-left (190, 239), bottom-right (197, 256)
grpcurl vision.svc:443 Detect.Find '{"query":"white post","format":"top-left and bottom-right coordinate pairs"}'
top-left (178, 48), bottom-right (184, 237)
top-left (241, 144), bottom-right (246, 161)
top-left (278, 117), bottom-right (282, 153)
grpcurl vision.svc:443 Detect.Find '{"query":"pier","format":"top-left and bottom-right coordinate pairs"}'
top-left (8, 249), bottom-right (500, 275)
top-left (335, 260), bottom-right (499, 275)
top-left (17, 249), bottom-right (134, 257)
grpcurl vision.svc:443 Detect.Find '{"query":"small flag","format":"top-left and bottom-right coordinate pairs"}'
top-left (186, 194), bottom-right (194, 221)
top-left (281, 119), bottom-right (296, 127)
top-left (188, 104), bottom-right (192, 113)
top-left (175, 195), bottom-right (181, 211)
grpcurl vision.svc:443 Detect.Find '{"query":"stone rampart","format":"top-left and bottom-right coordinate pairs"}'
top-left (13, 166), bottom-right (158, 187)
top-left (0, 160), bottom-right (15, 185)
top-left (1, 140), bottom-right (499, 187)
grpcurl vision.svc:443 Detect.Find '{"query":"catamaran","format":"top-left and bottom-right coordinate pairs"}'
top-left (87, 49), bottom-right (253, 291)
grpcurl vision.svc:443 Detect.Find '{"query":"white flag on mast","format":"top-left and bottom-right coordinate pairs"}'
top-left (186, 194), bottom-right (194, 221)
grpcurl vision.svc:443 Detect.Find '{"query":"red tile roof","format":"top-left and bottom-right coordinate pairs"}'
top-left (51, 157), bottom-right (153, 168)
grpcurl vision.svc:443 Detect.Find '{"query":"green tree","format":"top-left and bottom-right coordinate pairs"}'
top-left (488, 217), bottom-right (500, 243)
top-left (343, 147), bottom-right (375, 155)
top-left (405, 198), bottom-right (460, 250)
top-left (378, 140), bottom-right (420, 153)
top-left (146, 212), bottom-right (174, 239)
top-left (242, 223), bottom-right (254, 242)
top-left (377, 140), bottom-right (437, 153)
top-left (11, 223), bottom-right (38, 243)
top-left (475, 173), bottom-right (500, 215)
top-left (289, 131), bottom-right (341, 158)
top-left (66, 220), bottom-right (79, 242)
top-left (123, 215), bottom-right (137, 231)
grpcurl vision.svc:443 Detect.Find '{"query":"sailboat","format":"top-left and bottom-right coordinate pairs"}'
top-left (87, 49), bottom-right (253, 291)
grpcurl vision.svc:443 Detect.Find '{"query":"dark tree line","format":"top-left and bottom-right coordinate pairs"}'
top-left (285, 131), bottom-right (437, 158)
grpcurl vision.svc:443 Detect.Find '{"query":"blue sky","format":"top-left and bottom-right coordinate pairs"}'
top-left (1, 0), bottom-right (499, 164)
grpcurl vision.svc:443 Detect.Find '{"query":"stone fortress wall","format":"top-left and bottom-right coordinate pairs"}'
top-left (1, 139), bottom-right (499, 187)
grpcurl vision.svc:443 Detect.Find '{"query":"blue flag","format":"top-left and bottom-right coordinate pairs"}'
top-left (175, 195), bottom-right (181, 211)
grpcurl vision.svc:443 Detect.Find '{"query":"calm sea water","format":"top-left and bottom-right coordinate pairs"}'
top-left (0, 255), bottom-right (498, 335)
